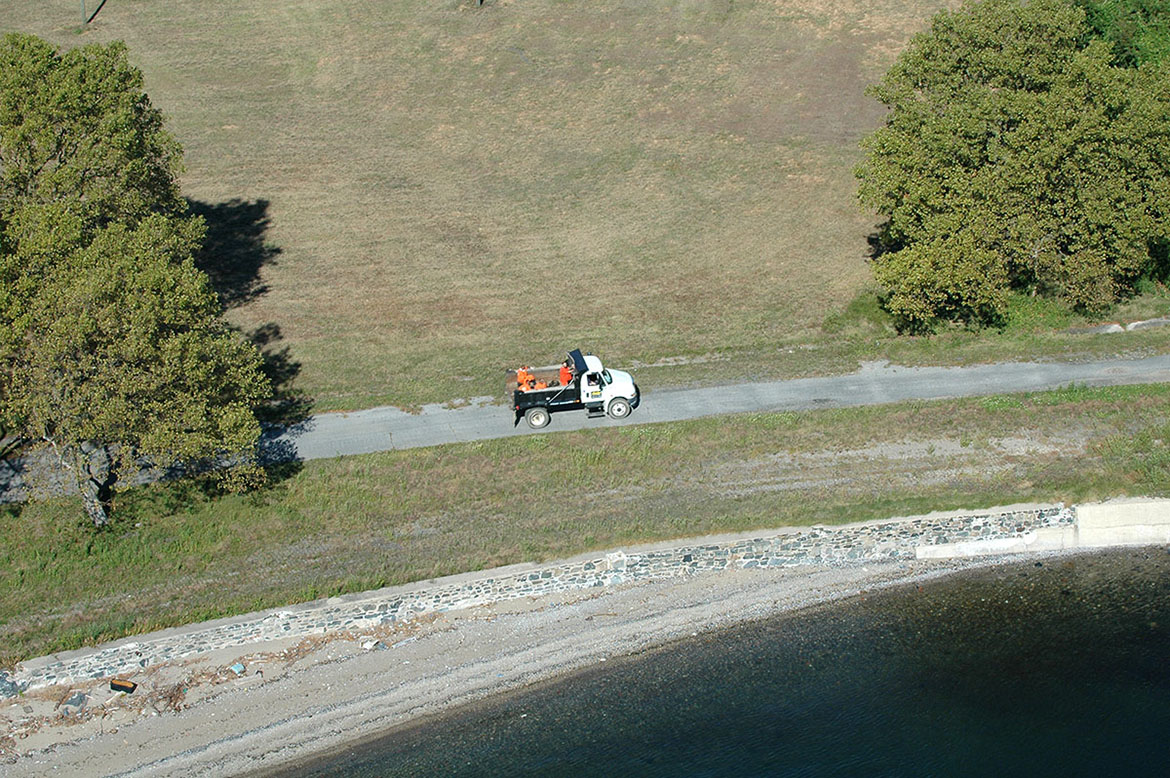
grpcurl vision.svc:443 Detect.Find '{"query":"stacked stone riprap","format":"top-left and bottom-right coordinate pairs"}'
top-left (10, 506), bottom-right (1072, 693)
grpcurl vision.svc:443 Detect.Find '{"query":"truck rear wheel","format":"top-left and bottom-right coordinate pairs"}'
top-left (607, 398), bottom-right (631, 419)
top-left (525, 407), bottom-right (551, 429)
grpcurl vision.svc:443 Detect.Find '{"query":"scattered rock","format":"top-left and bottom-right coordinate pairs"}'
top-left (1126, 318), bottom-right (1170, 331)
top-left (1066, 323), bottom-right (1124, 334)
top-left (0, 672), bottom-right (26, 700)
top-left (1066, 318), bottom-right (1170, 334)
top-left (62, 691), bottom-right (87, 710)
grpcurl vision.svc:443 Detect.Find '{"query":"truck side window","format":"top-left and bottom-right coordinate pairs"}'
top-left (587, 373), bottom-right (600, 386)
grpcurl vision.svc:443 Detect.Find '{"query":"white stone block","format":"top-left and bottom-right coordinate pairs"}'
top-left (915, 526), bottom-right (1074, 560)
top-left (1077, 499), bottom-right (1170, 547)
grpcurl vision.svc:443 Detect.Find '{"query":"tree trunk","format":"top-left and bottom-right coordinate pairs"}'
top-left (44, 438), bottom-right (112, 527)
top-left (78, 475), bottom-right (110, 527)
top-left (80, 444), bottom-right (116, 528)
top-left (0, 431), bottom-right (22, 460)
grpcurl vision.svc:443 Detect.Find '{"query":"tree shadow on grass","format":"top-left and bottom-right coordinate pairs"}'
top-left (250, 323), bottom-right (313, 476)
top-left (188, 198), bottom-right (281, 310)
top-left (0, 457), bottom-right (30, 506)
top-left (866, 220), bottom-right (901, 262)
top-left (187, 197), bottom-right (309, 480)
top-left (0, 437), bottom-right (25, 504)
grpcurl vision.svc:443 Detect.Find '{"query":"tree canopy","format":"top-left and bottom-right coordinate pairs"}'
top-left (0, 34), bottom-right (183, 228)
top-left (856, 0), bottom-right (1170, 331)
top-left (1076, 0), bottom-right (1170, 66)
top-left (0, 33), bottom-right (269, 526)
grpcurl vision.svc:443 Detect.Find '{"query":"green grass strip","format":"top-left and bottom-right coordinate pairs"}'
top-left (2, 382), bottom-right (1168, 665)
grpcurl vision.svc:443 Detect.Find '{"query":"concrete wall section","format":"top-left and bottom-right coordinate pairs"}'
top-left (914, 498), bottom-right (1170, 558)
top-left (1077, 499), bottom-right (1170, 547)
top-left (915, 525), bottom-right (1077, 559)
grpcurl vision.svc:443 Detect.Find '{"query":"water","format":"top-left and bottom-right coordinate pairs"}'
top-left (281, 550), bottom-right (1170, 777)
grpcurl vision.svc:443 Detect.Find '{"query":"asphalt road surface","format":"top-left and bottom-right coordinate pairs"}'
top-left (266, 354), bottom-right (1170, 462)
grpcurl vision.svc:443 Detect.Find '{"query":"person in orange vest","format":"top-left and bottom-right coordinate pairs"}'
top-left (559, 360), bottom-right (573, 386)
top-left (516, 366), bottom-right (533, 391)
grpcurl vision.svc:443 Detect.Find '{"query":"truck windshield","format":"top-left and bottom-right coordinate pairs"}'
top-left (601, 370), bottom-right (612, 385)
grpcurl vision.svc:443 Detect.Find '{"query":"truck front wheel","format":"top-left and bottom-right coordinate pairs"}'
top-left (607, 398), bottom-right (631, 419)
top-left (525, 407), bottom-right (551, 429)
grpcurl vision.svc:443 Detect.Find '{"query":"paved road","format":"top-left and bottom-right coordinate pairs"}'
top-left (267, 354), bottom-right (1170, 462)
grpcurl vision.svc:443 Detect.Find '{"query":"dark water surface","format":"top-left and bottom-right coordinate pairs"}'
top-left (280, 550), bottom-right (1170, 777)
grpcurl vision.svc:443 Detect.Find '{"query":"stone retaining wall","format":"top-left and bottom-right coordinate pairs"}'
top-left (9, 506), bottom-right (1072, 694)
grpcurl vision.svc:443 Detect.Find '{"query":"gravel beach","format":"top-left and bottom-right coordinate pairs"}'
top-left (0, 553), bottom-right (1069, 778)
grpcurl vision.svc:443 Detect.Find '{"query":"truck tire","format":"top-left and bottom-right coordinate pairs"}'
top-left (607, 398), bottom-right (631, 419)
top-left (525, 407), bottom-right (551, 429)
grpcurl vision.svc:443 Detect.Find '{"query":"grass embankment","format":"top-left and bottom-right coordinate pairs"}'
top-left (3, 382), bottom-right (1169, 667)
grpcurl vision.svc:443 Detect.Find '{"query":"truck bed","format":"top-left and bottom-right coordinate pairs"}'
top-left (504, 364), bottom-right (567, 394)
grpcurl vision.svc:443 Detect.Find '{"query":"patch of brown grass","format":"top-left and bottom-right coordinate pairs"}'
top-left (2, 0), bottom-right (951, 409)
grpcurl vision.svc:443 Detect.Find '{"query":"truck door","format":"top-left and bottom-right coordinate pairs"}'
top-left (582, 371), bottom-right (603, 405)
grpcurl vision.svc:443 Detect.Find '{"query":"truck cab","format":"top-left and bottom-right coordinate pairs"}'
top-left (510, 350), bottom-right (640, 429)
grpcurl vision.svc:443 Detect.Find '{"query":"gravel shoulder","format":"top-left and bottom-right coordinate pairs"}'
top-left (0, 554), bottom-right (1069, 778)
top-left (274, 354), bottom-right (1170, 461)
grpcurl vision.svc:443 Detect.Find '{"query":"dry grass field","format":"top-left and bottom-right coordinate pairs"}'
top-left (2, 0), bottom-right (969, 409)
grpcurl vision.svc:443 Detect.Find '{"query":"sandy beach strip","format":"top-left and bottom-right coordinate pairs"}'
top-left (0, 549), bottom-right (1082, 778)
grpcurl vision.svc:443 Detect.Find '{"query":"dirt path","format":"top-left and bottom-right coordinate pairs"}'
top-left (270, 354), bottom-right (1170, 461)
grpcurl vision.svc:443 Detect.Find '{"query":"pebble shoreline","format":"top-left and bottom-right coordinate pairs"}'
top-left (7, 504), bottom-right (1072, 694)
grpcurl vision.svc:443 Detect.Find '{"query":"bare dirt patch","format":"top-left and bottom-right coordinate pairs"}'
top-left (705, 433), bottom-right (1088, 497)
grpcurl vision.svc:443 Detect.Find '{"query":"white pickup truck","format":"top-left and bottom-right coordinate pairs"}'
top-left (508, 349), bottom-right (640, 429)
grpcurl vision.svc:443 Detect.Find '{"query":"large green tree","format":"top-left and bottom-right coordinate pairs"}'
top-left (856, 0), bottom-right (1170, 331)
top-left (1076, 0), bottom-right (1170, 66)
top-left (0, 33), bottom-right (183, 225)
top-left (0, 33), bottom-right (270, 526)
